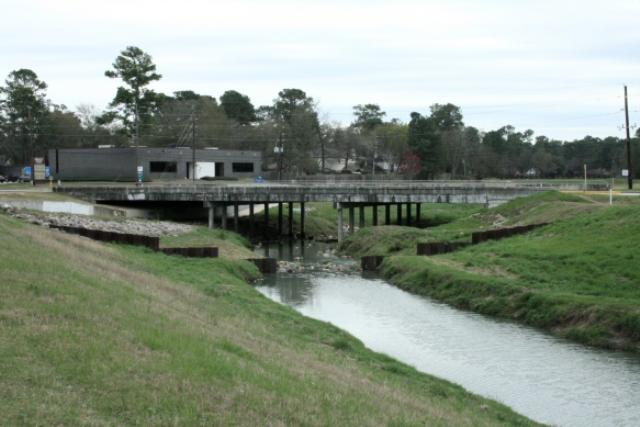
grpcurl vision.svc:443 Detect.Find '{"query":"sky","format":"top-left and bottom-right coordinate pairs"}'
top-left (2, 0), bottom-right (640, 140)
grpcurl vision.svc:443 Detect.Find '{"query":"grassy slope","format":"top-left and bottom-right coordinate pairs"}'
top-left (340, 192), bottom-right (601, 258)
top-left (0, 214), bottom-right (535, 426)
top-left (160, 227), bottom-right (256, 260)
top-left (369, 194), bottom-right (640, 351)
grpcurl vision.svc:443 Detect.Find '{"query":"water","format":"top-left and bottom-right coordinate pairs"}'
top-left (255, 240), bottom-right (640, 427)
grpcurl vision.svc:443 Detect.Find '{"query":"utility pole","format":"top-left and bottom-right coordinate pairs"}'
top-left (624, 85), bottom-right (633, 190)
top-left (191, 113), bottom-right (196, 182)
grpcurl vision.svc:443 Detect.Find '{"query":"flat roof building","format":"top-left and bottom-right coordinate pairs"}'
top-left (48, 147), bottom-right (262, 181)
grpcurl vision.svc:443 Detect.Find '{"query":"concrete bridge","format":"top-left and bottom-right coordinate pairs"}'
top-left (54, 180), bottom-right (586, 241)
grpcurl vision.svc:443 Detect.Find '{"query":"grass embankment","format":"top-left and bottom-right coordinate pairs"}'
top-left (160, 226), bottom-right (256, 260)
top-left (340, 192), bottom-right (601, 258)
top-left (0, 214), bottom-right (535, 425)
top-left (341, 192), bottom-right (640, 351)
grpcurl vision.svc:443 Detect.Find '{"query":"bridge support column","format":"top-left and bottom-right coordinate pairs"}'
top-left (406, 203), bottom-right (412, 226)
top-left (416, 203), bottom-right (421, 225)
top-left (396, 203), bottom-right (402, 225)
top-left (348, 205), bottom-right (355, 234)
top-left (337, 203), bottom-right (344, 242)
top-left (221, 204), bottom-right (227, 229)
top-left (264, 203), bottom-right (269, 235)
top-left (249, 203), bottom-right (255, 234)
top-left (385, 204), bottom-right (391, 225)
top-left (278, 203), bottom-right (283, 236)
top-left (208, 203), bottom-right (215, 229)
top-left (372, 204), bottom-right (378, 226)
top-left (300, 202), bottom-right (305, 239)
top-left (288, 202), bottom-right (294, 236)
top-left (359, 205), bottom-right (365, 229)
top-left (233, 202), bottom-right (239, 232)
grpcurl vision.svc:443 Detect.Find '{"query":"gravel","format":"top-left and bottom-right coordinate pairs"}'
top-left (1, 204), bottom-right (193, 237)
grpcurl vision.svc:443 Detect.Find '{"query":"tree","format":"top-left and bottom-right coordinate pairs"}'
top-left (174, 90), bottom-right (202, 102)
top-left (268, 89), bottom-right (321, 176)
top-left (407, 112), bottom-right (441, 178)
top-left (0, 69), bottom-right (48, 163)
top-left (429, 103), bottom-right (464, 131)
top-left (104, 46), bottom-right (162, 143)
top-left (376, 121), bottom-right (408, 172)
top-left (332, 126), bottom-right (362, 170)
top-left (352, 104), bottom-right (386, 132)
top-left (144, 92), bottom-right (232, 149)
top-left (220, 90), bottom-right (256, 125)
top-left (38, 104), bottom-right (85, 149)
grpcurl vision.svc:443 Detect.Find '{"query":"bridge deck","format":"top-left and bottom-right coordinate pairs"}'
top-left (54, 180), bottom-right (577, 204)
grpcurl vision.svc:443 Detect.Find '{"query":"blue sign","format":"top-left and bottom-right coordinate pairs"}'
top-left (255, 176), bottom-right (264, 183)
top-left (45, 166), bottom-right (51, 178)
top-left (22, 166), bottom-right (32, 177)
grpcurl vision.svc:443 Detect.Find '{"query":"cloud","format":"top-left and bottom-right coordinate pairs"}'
top-left (1, 0), bottom-right (639, 140)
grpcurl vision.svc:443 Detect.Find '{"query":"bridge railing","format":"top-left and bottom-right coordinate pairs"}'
top-left (140, 180), bottom-right (609, 191)
top-left (55, 179), bottom-right (610, 192)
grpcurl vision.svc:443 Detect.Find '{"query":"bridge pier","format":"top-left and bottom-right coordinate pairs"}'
top-left (263, 203), bottom-right (269, 234)
top-left (278, 203), bottom-right (283, 235)
top-left (300, 202), bottom-right (306, 239)
top-left (372, 203), bottom-right (378, 226)
top-left (359, 205), bottom-right (365, 228)
top-left (208, 202), bottom-right (215, 229)
top-left (416, 203), bottom-right (421, 225)
top-left (233, 202), bottom-right (239, 232)
top-left (249, 203), bottom-right (255, 234)
top-left (385, 204), bottom-right (391, 225)
top-left (406, 203), bottom-right (412, 226)
top-left (348, 205), bottom-right (355, 234)
top-left (221, 204), bottom-right (227, 229)
top-left (288, 202), bottom-right (294, 236)
top-left (337, 203), bottom-right (344, 242)
top-left (396, 203), bottom-right (402, 225)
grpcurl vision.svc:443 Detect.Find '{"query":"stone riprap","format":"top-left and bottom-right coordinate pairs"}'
top-left (1, 205), bottom-right (192, 237)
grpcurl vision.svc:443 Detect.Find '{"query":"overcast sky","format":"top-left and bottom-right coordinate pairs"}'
top-left (2, 0), bottom-right (640, 140)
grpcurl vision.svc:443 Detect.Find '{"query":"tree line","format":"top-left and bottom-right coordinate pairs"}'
top-left (1, 46), bottom-right (638, 179)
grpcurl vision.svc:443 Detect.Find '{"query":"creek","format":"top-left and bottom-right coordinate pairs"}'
top-left (255, 240), bottom-right (640, 427)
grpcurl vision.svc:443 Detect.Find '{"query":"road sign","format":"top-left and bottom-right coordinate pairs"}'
top-left (622, 169), bottom-right (629, 177)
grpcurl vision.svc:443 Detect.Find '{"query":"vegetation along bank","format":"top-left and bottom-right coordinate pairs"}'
top-left (340, 192), bottom-right (640, 352)
top-left (0, 212), bottom-right (537, 425)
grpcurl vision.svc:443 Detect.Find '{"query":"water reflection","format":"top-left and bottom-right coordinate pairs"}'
top-left (256, 241), bottom-right (640, 427)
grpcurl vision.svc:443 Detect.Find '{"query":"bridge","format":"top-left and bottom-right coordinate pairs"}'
top-left (54, 180), bottom-right (591, 241)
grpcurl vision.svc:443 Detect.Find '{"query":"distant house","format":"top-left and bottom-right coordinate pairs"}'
top-left (47, 147), bottom-right (262, 181)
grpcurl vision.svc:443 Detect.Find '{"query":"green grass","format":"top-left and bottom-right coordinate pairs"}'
top-left (340, 192), bottom-right (601, 257)
top-left (0, 213), bottom-right (536, 426)
top-left (363, 194), bottom-right (640, 351)
top-left (160, 226), bottom-right (256, 259)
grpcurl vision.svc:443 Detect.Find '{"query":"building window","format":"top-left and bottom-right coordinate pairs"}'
top-left (232, 162), bottom-right (254, 173)
top-left (150, 161), bottom-right (177, 173)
